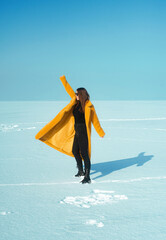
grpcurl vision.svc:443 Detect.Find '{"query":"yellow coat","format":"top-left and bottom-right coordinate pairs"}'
top-left (35, 75), bottom-right (105, 159)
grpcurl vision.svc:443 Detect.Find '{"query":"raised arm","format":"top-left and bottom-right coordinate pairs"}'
top-left (91, 105), bottom-right (105, 137)
top-left (60, 75), bottom-right (75, 98)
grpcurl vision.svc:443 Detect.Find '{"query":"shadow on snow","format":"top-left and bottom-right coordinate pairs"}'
top-left (91, 152), bottom-right (154, 180)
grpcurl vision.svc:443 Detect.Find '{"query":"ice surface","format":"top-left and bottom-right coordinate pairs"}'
top-left (0, 101), bottom-right (166, 240)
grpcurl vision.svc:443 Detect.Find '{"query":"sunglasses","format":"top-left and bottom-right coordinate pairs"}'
top-left (75, 92), bottom-right (78, 96)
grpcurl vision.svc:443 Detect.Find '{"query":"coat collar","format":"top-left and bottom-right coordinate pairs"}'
top-left (85, 99), bottom-right (93, 108)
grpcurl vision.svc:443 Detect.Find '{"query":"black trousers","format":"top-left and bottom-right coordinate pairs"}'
top-left (72, 123), bottom-right (91, 171)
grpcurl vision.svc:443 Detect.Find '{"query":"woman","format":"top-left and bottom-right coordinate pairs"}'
top-left (35, 75), bottom-right (105, 184)
top-left (72, 88), bottom-right (92, 183)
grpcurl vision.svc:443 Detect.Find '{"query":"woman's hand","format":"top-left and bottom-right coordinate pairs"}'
top-left (101, 133), bottom-right (106, 138)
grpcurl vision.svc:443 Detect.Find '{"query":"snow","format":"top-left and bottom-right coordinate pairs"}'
top-left (60, 189), bottom-right (128, 208)
top-left (0, 101), bottom-right (166, 240)
top-left (85, 219), bottom-right (104, 227)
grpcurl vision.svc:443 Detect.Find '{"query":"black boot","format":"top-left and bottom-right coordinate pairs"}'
top-left (75, 170), bottom-right (85, 177)
top-left (80, 168), bottom-right (91, 184)
top-left (75, 164), bottom-right (85, 177)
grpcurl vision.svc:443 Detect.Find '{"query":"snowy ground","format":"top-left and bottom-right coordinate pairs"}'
top-left (0, 101), bottom-right (166, 240)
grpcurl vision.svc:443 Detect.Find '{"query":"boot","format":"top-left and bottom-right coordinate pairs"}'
top-left (75, 164), bottom-right (85, 177)
top-left (80, 168), bottom-right (91, 184)
top-left (75, 170), bottom-right (85, 177)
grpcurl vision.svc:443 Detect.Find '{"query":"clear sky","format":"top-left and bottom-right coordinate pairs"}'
top-left (0, 0), bottom-right (166, 101)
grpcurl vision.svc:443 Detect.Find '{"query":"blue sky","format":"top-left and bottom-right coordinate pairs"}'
top-left (0, 0), bottom-right (166, 100)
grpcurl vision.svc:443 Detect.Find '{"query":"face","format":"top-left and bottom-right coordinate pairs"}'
top-left (75, 91), bottom-right (79, 100)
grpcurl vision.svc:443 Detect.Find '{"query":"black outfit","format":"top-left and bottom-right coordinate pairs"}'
top-left (72, 101), bottom-right (91, 182)
top-left (73, 101), bottom-right (85, 124)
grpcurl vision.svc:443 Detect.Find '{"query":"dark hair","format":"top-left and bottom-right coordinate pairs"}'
top-left (76, 87), bottom-right (90, 113)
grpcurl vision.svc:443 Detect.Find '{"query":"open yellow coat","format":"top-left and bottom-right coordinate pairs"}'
top-left (35, 75), bottom-right (105, 159)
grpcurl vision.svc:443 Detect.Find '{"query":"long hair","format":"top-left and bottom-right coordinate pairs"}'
top-left (76, 87), bottom-right (90, 113)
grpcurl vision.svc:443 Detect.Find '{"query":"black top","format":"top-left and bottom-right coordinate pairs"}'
top-left (73, 101), bottom-right (85, 124)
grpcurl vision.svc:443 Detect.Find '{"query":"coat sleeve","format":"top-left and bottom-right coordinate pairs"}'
top-left (91, 105), bottom-right (105, 137)
top-left (60, 75), bottom-right (75, 98)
